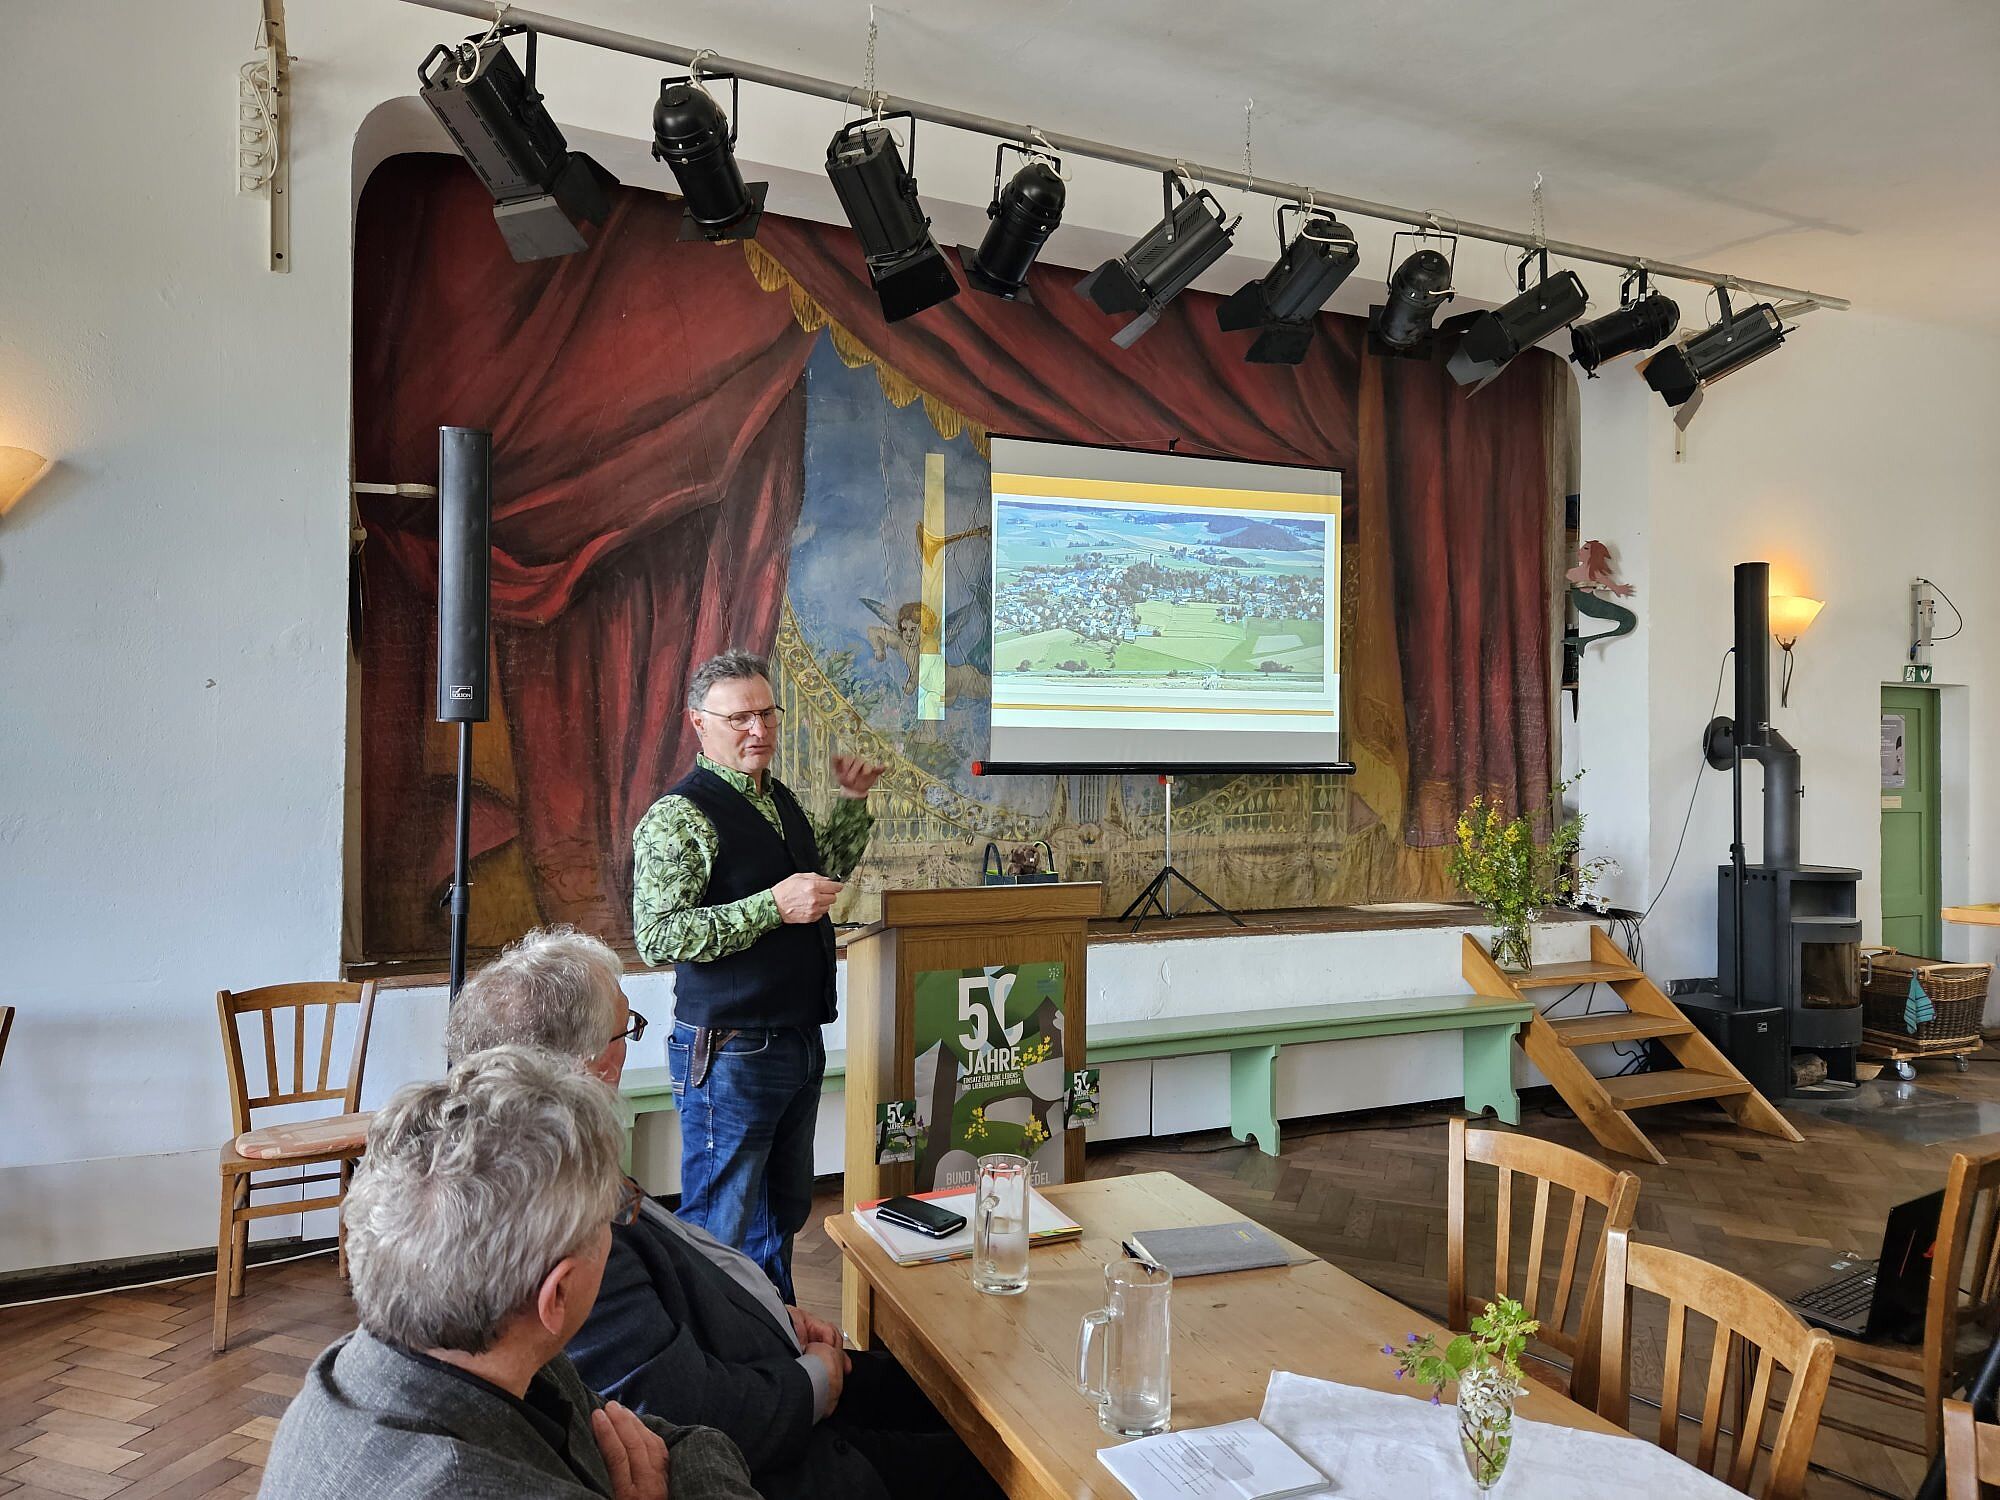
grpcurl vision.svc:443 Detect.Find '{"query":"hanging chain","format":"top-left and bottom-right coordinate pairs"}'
top-left (1242, 97), bottom-right (1255, 193)
top-left (861, 5), bottom-right (884, 117)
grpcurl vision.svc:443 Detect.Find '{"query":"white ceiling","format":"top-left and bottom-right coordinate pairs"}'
top-left (543, 0), bottom-right (2000, 330)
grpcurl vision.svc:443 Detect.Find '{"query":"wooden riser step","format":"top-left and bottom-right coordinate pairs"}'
top-left (1547, 1013), bottom-right (1694, 1047)
top-left (1599, 1069), bottom-right (1752, 1110)
top-left (1505, 959), bottom-right (1645, 989)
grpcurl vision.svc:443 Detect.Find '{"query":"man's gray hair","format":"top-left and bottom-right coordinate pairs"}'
top-left (686, 649), bottom-right (771, 712)
top-left (344, 1045), bottom-right (621, 1353)
top-left (446, 926), bottom-right (623, 1065)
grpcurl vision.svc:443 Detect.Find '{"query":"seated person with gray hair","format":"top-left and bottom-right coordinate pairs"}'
top-left (448, 928), bottom-right (998, 1500)
top-left (260, 1045), bottom-right (761, 1500)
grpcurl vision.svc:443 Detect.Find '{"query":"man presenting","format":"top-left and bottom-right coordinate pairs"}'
top-left (633, 649), bottom-right (883, 1298)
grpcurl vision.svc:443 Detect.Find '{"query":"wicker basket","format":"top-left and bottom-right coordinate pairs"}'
top-left (1859, 949), bottom-right (1990, 1048)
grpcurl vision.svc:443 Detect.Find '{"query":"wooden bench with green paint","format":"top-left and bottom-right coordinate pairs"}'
top-left (1088, 993), bottom-right (1535, 1157)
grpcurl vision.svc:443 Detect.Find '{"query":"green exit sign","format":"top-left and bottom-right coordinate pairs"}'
top-left (1904, 664), bottom-right (1933, 683)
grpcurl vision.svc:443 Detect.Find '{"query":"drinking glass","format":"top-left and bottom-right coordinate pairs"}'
top-left (1077, 1259), bottom-right (1172, 1436)
top-left (973, 1152), bottom-right (1031, 1295)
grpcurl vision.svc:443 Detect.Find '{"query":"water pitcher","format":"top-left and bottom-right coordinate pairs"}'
top-left (972, 1153), bottom-right (1031, 1295)
top-left (1077, 1259), bottom-right (1172, 1435)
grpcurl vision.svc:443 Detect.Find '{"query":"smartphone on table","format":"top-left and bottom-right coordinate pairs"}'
top-left (876, 1195), bottom-right (967, 1238)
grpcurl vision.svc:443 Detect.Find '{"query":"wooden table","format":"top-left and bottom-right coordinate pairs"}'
top-left (825, 1171), bottom-right (1625, 1500)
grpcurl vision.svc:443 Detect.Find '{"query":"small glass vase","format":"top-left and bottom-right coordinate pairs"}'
top-left (1489, 917), bottom-right (1534, 973)
top-left (1456, 1370), bottom-right (1517, 1492)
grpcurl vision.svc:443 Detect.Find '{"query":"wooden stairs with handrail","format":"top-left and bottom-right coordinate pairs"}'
top-left (1464, 926), bottom-right (1803, 1166)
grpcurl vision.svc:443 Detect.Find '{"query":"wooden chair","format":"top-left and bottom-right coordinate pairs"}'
top-left (0, 1005), bottom-right (13, 1070)
top-left (214, 981), bottom-right (378, 1352)
top-left (1945, 1399), bottom-right (2000, 1498)
top-left (1599, 1227), bottom-right (1835, 1500)
top-left (1825, 1142), bottom-right (2000, 1458)
top-left (1447, 1115), bottom-right (1641, 1406)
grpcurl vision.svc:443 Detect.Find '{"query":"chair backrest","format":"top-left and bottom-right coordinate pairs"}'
top-left (1922, 1145), bottom-right (2000, 1454)
top-left (1447, 1116), bottom-right (1641, 1404)
top-left (0, 1005), bottom-right (13, 1071)
top-left (1945, 1399), bottom-right (2000, 1499)
top-left (1599, 1228), bottom-right (1834, 1500)
top-left (216, 982), bottom-right (379, 1136)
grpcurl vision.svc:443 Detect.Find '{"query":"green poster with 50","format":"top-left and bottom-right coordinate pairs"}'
top-left (910, 962), bottom-right (1068, 1192)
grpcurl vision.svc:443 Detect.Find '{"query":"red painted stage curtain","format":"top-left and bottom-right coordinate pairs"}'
top-left (353, 155), bottom-right (1554, 953)
top-left (353, 157), bottom-right (813, 947)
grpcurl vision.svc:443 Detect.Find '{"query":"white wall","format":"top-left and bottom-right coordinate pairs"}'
top-left (1572, 313), bottom-right (2000, 990)
top-left (3, 0), bottom-right (1998, 1277)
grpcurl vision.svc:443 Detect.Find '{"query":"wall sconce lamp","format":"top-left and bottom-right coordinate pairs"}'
top-left (0, 447), bottom-right (51, 518)
top-left (1769, 593), bottom-right (1824, 706)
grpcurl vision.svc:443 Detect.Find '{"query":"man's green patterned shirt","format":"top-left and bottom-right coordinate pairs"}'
top-left (631, 754), bottom-right (873, 966)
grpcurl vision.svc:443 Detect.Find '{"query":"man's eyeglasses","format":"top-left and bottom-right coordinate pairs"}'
top-left (698, 705), bottom-right (784, 733)
top-left (613, 1177), bottom-right (646, 1228)
top-left (616, 1009), bottom-right (648, 1044)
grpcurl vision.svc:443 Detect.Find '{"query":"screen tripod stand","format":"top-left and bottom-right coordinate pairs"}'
top-left (1117, 774), bottom-right (1245, 934)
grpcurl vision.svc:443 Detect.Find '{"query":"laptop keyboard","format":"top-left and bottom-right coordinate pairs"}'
top-left (1794, 1269), bottom-right (1877, 1322)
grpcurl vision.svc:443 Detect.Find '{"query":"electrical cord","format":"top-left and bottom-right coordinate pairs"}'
top-left (1641, 648), bottom-right (1733, 928)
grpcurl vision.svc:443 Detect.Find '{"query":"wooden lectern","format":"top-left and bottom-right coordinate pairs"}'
top-left (840, 881), bottom-right (1102, 1341)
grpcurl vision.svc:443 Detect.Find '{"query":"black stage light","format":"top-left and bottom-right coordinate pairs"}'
top-left (418, 28), bottom-right (617, 263)
top-left (825, 111), bottom-right (960, 323)
top-left (1368, 232), bottom-right (1457, 357)
top-left (1570, 270), bottom-right (1680, 376)
top-left (1076, 173), bottom-right (1239, 348)
top-left (960, 142), bottom-right (1066, 302)
top-left (652, 71), bottom-right (767, 242)
top-left (1447, 250), bottom-right (1589, 389)
top-left (1642, 290), bottom-right (1789, 408)
top-left (1216, 204), bottom-right (1359, 364)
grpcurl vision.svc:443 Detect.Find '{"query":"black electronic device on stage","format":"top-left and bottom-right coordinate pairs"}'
top-left (437, 426), bottom-right (493, 999)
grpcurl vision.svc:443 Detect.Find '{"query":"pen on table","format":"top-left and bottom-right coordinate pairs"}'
top-left (1121, 1239), bottom-right (1162, 1271)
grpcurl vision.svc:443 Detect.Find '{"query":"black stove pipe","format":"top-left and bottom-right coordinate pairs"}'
top-left (1733, 563), bottom-right (1771, 751)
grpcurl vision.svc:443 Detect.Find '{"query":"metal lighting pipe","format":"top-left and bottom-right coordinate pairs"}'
top-left (395, 0), bottom-right (1853, 313)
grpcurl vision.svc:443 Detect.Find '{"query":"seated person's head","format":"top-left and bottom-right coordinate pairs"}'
top-left (447, 926), bottom-right (634, 1084)
top-left (344, 1045), bottom-right (625, 1359)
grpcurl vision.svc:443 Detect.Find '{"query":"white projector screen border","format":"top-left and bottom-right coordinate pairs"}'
top-left (983, 436), bottom-right (1351, 775)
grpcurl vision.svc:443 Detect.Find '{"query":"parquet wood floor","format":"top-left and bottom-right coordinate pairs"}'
top-left (8, 1060), bottom-right (1994, 1498)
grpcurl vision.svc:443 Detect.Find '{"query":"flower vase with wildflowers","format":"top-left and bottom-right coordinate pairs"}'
top-left (1448, 778), bottom-right (1588, 972)
top-left (1382, 1297), bottom-right (1538, 1492)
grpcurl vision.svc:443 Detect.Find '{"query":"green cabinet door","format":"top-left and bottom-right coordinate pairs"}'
top-left (1880, 685), bottom-right (1941, 957)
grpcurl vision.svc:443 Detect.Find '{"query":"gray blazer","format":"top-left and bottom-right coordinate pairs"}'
top-left (258, 1329), bottom-right (763, 1500)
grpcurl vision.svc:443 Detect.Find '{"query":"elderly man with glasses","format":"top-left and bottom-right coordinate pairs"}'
top-left (260, 1045), bottom-right (760, 1500)
top-left (448, 928), bottom-right (997, 1500)
top-left (630, 649), bottom-right (883, 1301)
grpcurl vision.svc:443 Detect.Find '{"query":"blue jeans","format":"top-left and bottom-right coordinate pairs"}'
top-left (668, 1020), bottom-right (824, 1301)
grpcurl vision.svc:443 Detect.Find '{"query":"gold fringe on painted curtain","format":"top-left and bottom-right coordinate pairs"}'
top-left (742, 241), bottom-right (990, 458)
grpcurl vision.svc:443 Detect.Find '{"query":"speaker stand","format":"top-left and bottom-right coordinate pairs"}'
top-left (1118, 774), bottom-right (1244, 934)
top-left (447, 721), bottom-right (474, 1000)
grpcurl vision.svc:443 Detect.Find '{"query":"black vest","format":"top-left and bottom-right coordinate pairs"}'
top-left (668, 766), bottom-right (837, 1030)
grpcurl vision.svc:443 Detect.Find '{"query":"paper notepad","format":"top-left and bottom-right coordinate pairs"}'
top-left (853, 1187), bottom-right (1081, 1266)
top-left (1127, 1222), bottom-right (1294, 1277)
top-left (1098, 1418), bottom-right (1325, 1500)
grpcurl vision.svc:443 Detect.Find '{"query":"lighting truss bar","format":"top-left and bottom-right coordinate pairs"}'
top-left (393, 0), bottom-right (1851, 313)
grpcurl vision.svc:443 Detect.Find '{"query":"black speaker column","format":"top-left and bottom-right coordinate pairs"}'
top-left (436, 426), bottom-right (492, 999)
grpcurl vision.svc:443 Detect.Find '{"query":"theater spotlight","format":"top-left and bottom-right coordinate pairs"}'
top-left (1216, 204), bottom-right (1359, 364)
top-left (1642, 290), bottom-right (1789, 409)
top-left (1570, 270), bottom-right (1680, 376)
top-left (1369, 232), bottom-right (1456, 357)
top-left (652, 71), bottom-right (767, 242)
top-left (825, 111), bottom-right (960, 323)
top-left (1076, 173), bottom-right (1239, 348)
top-left (418, 28), bottom-right (617, 263)
top-left (1446, 249), bottom-right (1589, 390)
top-left (960, 142), bottom-right (1066, 302)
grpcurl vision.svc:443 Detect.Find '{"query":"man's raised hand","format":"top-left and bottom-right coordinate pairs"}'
top-left (831, 754), bottom-right (886, 799)
top-left (772, 873), bottom-right (843, 924)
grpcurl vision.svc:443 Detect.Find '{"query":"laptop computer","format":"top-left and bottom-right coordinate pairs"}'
top-left (1785, 1189), bottom-right (1943, 1342)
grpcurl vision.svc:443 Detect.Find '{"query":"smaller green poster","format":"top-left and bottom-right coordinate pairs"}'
top-left (875, 1099), bottom-right (919, 1165)
top-left (910, 961), bottom-right (1068, 1191)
